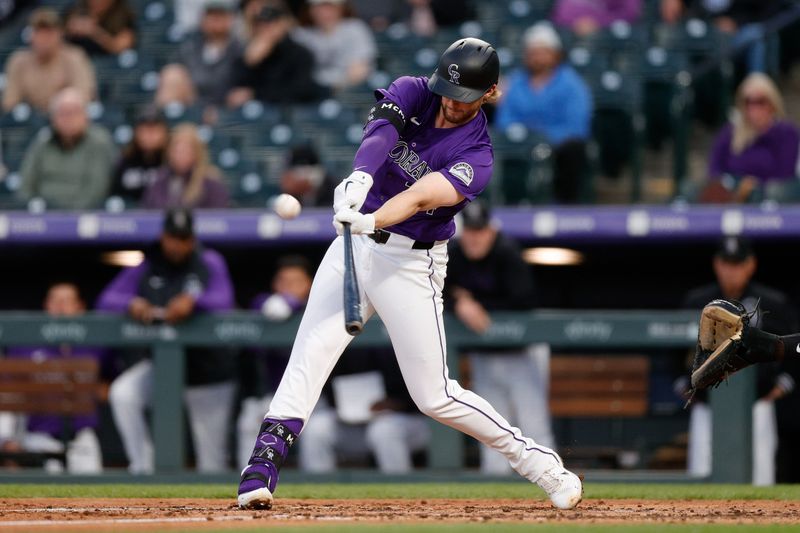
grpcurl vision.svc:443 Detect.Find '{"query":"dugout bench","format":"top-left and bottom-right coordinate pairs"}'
top-left (0, 310), bottom-right (755, 482)
top-left (0, 357), bottom-right (105, 467)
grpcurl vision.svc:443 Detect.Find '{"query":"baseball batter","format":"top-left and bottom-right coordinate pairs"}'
top-left (238, 38), bottom-right (583, 510)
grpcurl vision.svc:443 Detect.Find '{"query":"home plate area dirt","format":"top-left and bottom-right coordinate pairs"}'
top-left (0, 498), bottom-right (799, 530)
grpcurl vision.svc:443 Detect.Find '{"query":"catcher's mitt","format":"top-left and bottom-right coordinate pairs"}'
top-left (689, 299), bottom-right (749, 393)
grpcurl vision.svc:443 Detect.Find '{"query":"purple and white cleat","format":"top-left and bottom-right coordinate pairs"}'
top-left (237, 418), bottom-right (302, 510)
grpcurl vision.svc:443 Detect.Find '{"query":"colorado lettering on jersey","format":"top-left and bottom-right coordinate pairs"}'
top-left (388, 140), bottom-right (433, 182)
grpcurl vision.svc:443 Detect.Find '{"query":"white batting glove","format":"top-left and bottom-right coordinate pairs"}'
top-left (333, 170), bottom-right (373, 213)
top-left (333, 209), bottom-right (376, 235)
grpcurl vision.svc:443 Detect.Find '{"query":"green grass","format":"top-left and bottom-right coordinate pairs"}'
top-left (2, 482), bottom-right (800, 500)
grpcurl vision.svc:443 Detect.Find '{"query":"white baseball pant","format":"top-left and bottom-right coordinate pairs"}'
top-left (687, 399), bottom-right (777, 485)
top-left (267, 234), bottom-right (561, 481)
top-left (109, 359), bottom-right (235, 473)
top-left (298, 400), bottom-right (430, 473)
top-left (469, 343), bottom-right (555, 474)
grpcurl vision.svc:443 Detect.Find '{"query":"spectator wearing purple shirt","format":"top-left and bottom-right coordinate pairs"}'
top-left (707, 73), bottom-right (799, 201)
top-left (142, 124), bottom-right (230, 210)
top-left (551, 0), bottom-right (642, 37)
top-left (236, 256), bottom-right (312, 468)
top-left (1, 282), bottom-right (109, 474)
top-left (97, 208), bottom-right (237, 473)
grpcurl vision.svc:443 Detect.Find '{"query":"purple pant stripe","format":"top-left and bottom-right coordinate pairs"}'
top-left (424, 250), bottom-right (560, 463)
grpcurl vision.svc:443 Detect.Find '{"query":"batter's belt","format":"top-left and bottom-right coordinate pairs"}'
top-left (368, 229), bottom-right (437, 250)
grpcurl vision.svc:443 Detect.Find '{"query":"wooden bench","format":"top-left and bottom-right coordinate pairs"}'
top-left (549, 355), bottom-right (649, 417)
top-left (0, 357), bottom-right (104, 467)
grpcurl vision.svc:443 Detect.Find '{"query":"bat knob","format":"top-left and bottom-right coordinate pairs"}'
top-left (345, 321), bottom-right (363, 336)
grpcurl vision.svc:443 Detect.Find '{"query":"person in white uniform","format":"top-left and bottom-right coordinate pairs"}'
top-left (238, 38), bottom-right (582, 510)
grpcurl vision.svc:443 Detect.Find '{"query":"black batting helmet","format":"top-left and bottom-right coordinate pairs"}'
top-left (428, 38), bottom-right (499, 103)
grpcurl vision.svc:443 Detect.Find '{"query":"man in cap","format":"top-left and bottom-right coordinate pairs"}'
top-left (97, 208), bottom-right (237, 474)
top-left (679, 236), bottom-right (798, 484)
top-left (238, 37), bottom-right (582, 511)
top-left (157, 1), bottom-right (244, 109)
top-left (447, 200), bottom-right (555, 474)
top-left (495, 22), bottom-right (592, 203)
top-left (227, 4), bottom-right (326, 107)
top-left (2, 8), bottom-right (96, 112)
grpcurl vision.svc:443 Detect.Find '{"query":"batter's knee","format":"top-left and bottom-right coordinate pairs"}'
top-left (413, 396), bottom-right (452, 420)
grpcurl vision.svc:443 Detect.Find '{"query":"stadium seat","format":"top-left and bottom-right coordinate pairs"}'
top-left (567, 46), bottom-right (610, 77)
top-left (161, 101), bottom-right (203, 126)
top-left (588, 70), bottom-right (645, 198)
top-left (0, 105), bottom-right (48, 173)
top-left (489, 124), bottom-right (554, 204)
top-left (230, 163), bottom-right (280, 208)
top-left (654, 19), bottom-right (734, 128)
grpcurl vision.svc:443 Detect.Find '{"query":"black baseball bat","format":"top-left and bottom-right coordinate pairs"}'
top-left (342, 223), bottom-right (363, 335)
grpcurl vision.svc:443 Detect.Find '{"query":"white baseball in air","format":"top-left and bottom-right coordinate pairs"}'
top-left (273, 194), bottom-right (302, 220)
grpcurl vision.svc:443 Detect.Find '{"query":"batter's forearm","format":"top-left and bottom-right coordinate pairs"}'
top-left (372, 172), bottom-right (464, 228)
top-left (372, 189), bottom-right (425, 229)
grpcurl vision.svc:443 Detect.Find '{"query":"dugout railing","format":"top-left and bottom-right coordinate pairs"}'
top-left (0, 310), bottom-right (757, 483)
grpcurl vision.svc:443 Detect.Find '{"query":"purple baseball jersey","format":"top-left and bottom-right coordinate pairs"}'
top-left (361, 76), bottom-right (494, 242)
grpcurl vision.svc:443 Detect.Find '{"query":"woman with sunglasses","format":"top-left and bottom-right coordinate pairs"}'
top-left (708, 73), bottom-right (799, 199)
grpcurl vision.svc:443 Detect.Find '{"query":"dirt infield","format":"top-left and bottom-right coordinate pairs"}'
top-left (0, 497), bottom-right (799, 530)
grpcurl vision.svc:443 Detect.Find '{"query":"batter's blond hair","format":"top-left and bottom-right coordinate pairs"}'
top-left (731, 73), bottom-right (784, 154)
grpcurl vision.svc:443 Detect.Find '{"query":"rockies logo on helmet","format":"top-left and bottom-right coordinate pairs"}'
top-left (448, 64), bottom-right (460, 85)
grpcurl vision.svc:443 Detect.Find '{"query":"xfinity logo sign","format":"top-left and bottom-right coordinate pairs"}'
top-left (41, 323), bottom-right (87, 343)
top-left (214, 322), bottom-right (263, 342)
top-left (564, 320), bottom-right (613, 341)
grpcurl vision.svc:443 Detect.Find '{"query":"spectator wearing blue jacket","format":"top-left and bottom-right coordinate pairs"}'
top-left (495, 22), bottom-right (593, 203)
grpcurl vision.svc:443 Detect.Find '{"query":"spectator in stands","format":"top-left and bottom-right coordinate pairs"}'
top-left (658, 0), bottom-right (785, 73)
top-left (111, 106), bottom-right (170, 205)
top-left (236, 255), bottom-right (313, 468)
top-left (351, 0), bottom-right (476, 35)
top-left (227, 4), bottom-right (326, 107)
top-left (278, 144), bottom-right (336, 207)
top-left (299, 348), bottom-right (430, 474)
top-left (236, 0), bottom-right (269, 39)
top-left (97, 208), bottom-right (237, 474)
top-left (2, 8), bottom-right (96, 113)
top-left (142, 123), bottom-right (230, 209)
top-left (679, 237), bottom-right (798, 485)
top-left (156, 2), bottom-right (244, 110)
top-left (0, 282), bottom-right (109, 474)
top-left (293, 0), bottom-right (376, 91)
top-left (495, 23), bottom-right (593, 203)
top-left (551, 0), bottom-right (642, 37)
top-left (705, 73), bottom-right (799, 201)
top-left (174, 0), bottom-right (237, 34)
top-left (446, 200), bottom-right (555, 474)
top-left (64, 0), bottom-right (136, 56)
top-left (19, 88), bottom-right (116, 210)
